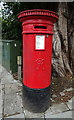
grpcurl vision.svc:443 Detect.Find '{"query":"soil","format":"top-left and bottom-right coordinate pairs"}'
top-left (13, 72), bottom-right (18, 80)
top-left (51, 76), bottom-right (74, 103)
top-left (13, 72), bottom-right (74, 104)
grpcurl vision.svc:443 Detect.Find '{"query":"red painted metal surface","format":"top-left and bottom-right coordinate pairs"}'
top-left (18, 9), bottom-right (58, 89)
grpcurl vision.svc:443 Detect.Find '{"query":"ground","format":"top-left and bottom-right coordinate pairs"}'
top-left (0, 65), bottom-right (73, 119)
top-left (51, 76), bottom-right (74, 103)
top-left (13, 72), bottom-right (74, 104)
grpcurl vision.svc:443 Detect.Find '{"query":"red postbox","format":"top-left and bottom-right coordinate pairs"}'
top-left (18, 9), bottom-right (58, 112)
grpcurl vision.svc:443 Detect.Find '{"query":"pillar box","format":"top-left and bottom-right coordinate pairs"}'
top-left (18, 9), bottom-right (58, 112)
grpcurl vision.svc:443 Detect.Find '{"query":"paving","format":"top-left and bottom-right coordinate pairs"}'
top-left (0, 64), bottom-right (74, 119)
top-left (24, 110), bottom-right (45, 119)
top-left (0, 84), bottom-right (2, 119)
top-left (4, 84), bottom-right (23, 117)
top-left (45, 110), bottom-right (72, 118)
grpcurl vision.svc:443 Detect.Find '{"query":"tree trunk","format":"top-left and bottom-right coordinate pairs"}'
top-left (52, 2), bottom-right (73, 78)
top-left (67, 2), bottom-right (74, 75)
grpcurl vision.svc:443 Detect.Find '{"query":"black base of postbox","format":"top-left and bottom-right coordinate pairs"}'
top-left (22, 85), bottom-right (51, 113)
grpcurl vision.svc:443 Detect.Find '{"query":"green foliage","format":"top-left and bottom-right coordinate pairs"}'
top-left (2, 2), bottom-right (22, 40)
top-left (2, 2), bottom-right (58, 40)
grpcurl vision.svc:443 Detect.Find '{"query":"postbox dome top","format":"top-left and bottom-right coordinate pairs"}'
top-left (18, 9), bottom-right (59, 23)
